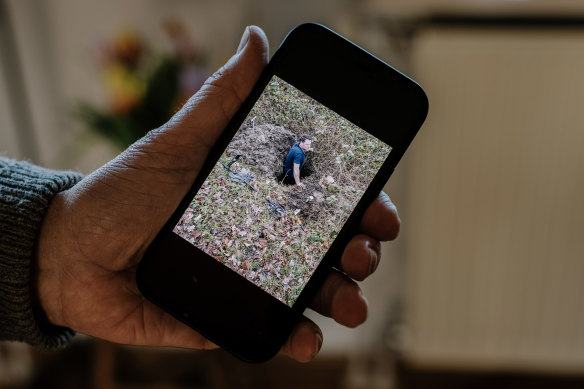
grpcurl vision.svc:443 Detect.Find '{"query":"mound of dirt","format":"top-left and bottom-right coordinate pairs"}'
top-left (284, 180), bottom-right (329, 220)
top-left (225, 123), bottom-right (330, 219)
top-left (226, 123), bottom-right (297, 178)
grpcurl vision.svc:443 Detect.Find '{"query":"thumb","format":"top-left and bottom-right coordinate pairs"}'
top-left (79, 26), bottom-right (269, 242)
top-left (134, 25), bottom-right (269, 176)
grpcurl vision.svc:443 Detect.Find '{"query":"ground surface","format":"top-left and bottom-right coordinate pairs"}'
top-left (173, 76), bottom-right (391, 305)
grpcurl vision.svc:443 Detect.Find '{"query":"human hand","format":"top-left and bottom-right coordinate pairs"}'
top-left (34, 26), bottom-right (400, 363)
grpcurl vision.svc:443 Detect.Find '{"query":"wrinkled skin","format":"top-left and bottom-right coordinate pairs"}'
top-left (35, 26), bottom-right (400, 362)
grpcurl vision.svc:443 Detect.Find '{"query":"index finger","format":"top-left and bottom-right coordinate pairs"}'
top-left (359, 191), bottom-right (400, 241)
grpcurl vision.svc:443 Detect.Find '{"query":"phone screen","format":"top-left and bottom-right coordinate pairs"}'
top-left (173, 76), bottom-right (392, 307)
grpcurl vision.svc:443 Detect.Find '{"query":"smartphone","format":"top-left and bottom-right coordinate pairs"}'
top-left (137, 23), bottom-right (428, 362)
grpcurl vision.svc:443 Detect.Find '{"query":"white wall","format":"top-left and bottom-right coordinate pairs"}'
top-left (404, 26), bottom-right (584, 374)
top-left (364, 0), bottom-right (584, 18)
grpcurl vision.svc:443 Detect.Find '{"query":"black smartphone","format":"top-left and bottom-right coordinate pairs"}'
top-left (137, 23), bottom-right (428, 362)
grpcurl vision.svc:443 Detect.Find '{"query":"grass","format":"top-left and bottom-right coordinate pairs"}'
top-left (173, 76), bottom-right (391, 306)
top-left (175, 162), bottom-right (321, 305)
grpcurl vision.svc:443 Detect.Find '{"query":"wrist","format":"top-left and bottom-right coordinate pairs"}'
top-left (34, 192), bottom-right (68, 329)
top-left (0, 158), bottom-right (80, 346)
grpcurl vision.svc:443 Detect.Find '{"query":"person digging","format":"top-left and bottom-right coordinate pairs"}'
top-left (281, 135), bottom-right (313, 188)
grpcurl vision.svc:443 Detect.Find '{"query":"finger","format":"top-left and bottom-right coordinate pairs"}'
top-left (109, 26), bottom-right (269, 234)
top-left (340, 233), bottom-right (381, 281)
top-left (280, 317), bottom-right (323, 363)
top-left (359, 191), bottom-right (400, 241)
top-left (310, 270), bottom-right (368, 328)
top-left (167, 25), bottom-right (269, 146)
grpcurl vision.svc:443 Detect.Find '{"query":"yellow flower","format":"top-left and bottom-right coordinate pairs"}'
top-left (103, 64), bottom-right (145, 114)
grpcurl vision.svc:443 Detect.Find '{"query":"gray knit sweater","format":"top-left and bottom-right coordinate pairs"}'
top-left (0, 157), bottom-right (83, 347)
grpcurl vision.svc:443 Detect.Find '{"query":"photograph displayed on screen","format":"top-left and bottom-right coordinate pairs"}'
top-left (173, 76), bottom-right (392, 306)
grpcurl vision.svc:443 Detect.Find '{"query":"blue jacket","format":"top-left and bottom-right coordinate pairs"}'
top-left (283, 143), bottom-right (305, 177)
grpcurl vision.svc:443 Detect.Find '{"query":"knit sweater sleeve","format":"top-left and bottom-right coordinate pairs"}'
top-left (0, 157), bottom-right (83, 347)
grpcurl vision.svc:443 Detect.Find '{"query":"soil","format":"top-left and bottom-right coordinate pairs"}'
top-left (225, 123), bottom-right (329, 216)
top-left (226, 123), bottom-right (297, 178)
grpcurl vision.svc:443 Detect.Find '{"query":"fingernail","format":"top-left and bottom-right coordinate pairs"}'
top-left (368, 247), bottom-right (379, 275)
top-left (237, 26), bottom-right (251, 54)
top-left (314, 329), bottom-right (323, 357)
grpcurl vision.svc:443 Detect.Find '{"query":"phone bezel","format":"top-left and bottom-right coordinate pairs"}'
top-left (137, 23), bottom-right (428, 363)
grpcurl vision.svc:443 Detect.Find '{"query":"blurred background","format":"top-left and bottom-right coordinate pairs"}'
top-left (2, 0), bottom-right (584, 388)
